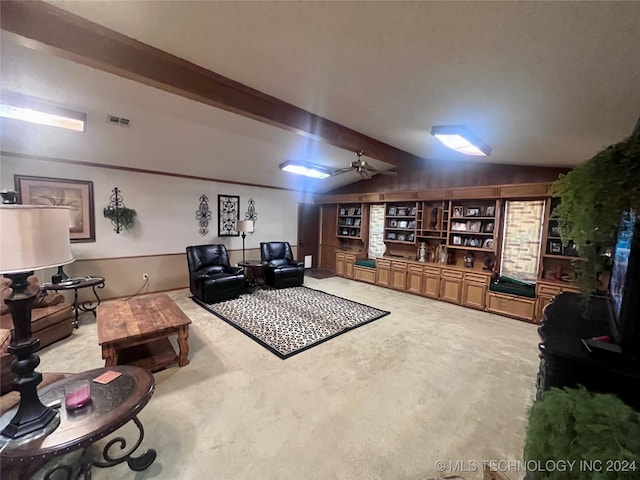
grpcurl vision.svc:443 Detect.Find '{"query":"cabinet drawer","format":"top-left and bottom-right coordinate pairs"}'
top-left (408, 264), bottom-right (423, 274)
top-left (391, 261), bottom-right (408, 270)
top-left (537, 284), bottom-right (562, 296)
top-left (336, 252), bottom-right (345, 260)
top-left (464, 272), bottom-right (489, 285)
top-left (345, 254), bottom-right (357, 262)
top-left (441, 269), bottom-right (463, 280)
top-left (376, 259), bottom-right (391, 268)
top-left (424, 266), bottom-right (440, 275)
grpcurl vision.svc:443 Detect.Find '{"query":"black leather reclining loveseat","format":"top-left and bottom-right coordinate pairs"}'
top-left (260, 241), bottom-right (305, 289)
top-left (186, 244), bottom-right (245, 303)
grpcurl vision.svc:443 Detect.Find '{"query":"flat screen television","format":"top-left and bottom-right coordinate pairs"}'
top-left (607, 210), bottom-right (640, 358)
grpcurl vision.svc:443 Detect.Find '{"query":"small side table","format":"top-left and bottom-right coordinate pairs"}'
top-left (0, 365), bottom-right (156, 479)
top-left (42, 276), bottom-right (105, 328)
top-left (238, 261), bottom-right (267, 290)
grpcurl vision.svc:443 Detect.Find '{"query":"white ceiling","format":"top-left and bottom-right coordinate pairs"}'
top-left (2, 1), bottom-right (640, 193)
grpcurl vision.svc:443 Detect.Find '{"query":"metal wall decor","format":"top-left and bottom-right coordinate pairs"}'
top-left (218, 194), bottom-right (240, 236)
top-left (103, 187), bottom-right (136, 234)
top-left (244, 197), bottom-right (258, 227)
top-left (195, 194), bottom-right (212, 236)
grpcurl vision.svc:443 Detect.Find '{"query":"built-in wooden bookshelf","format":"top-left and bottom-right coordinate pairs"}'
top-left (383, 202), bottom-right (420, 244)
top-left (446, 200), bottom-right (500, 253)
top-left (337, 203), bottom-right (364, 239)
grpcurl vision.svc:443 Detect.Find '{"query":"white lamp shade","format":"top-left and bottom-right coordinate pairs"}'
top-left (0, 205), bottom-right (74, 274)
top-left (237, 220), bottom-right (254, 233)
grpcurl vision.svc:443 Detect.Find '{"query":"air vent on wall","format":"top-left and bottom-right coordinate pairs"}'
top-left (106, 114), bottom-right (131, 127)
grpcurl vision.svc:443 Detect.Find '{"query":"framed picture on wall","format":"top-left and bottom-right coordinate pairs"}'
top-left (218, 194), bottom-right (240, 236)
top-left (15, 175), bottom-right (95, 243)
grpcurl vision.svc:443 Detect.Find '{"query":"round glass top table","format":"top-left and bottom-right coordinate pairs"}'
top-left (41, 276), bottom-right (106, 328)
top-left (0, 365), bottom-right (156, 479)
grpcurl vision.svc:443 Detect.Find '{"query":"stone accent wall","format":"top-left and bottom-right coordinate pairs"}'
top-left (501, 200), bottom-right (544, 282)
top-left (368, 204), bottom-right (386, 259)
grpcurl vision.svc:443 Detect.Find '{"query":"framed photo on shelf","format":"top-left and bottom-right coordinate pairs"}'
top-left (467, 221), bottom-right (482, 232)
top-left (355, 208), bottom-right (361, 215)
top-left (350, 229), bottom-right (358, 237)
top-left (348, 207), bottom-right (356, 216)
top-left (390, 219), bottom-right (398, 228)
top-left (483, 222), bottom-right (494, 233)
top-left (339, 208), bottom-right (346, 215)
top-left (345, 217), bottom-right (354, 226)
top-left (452, 235), bottom-right (463, 245)
top-left (410, 207), bottom-right (416, 216)
top-left (399, 220), bottom-right (408, 229)
top-left (483, 238), bottom-right (494, 249)
top-left (341, 228), bottom-right (349, 236)
top-left (465, 207), bottom-right (481, 217)
top-left (354, 218), bottom-right (361, 226)
top-left (397, 234), bottom-right (406, 241)
top-left (549, 225), bottom-right (561, 237)
top-left (485, 205), bottom-right (495, 217)
top-left (386, 232), bottom-right (397, 240)
top-left (397, 208), bottom-right (407, 216)
top-left (407, 233), bottom-right (415, 242)
top-left (451, 221), bottom-right (467, 231)
top-left (388, 206), bottom-right (396, 216)
top-left (452, 206), bottom-right (464, 217)
top-left (408, 220), bottom-right (416, 229)
top-left (549, 240), bottom-right (562, 254)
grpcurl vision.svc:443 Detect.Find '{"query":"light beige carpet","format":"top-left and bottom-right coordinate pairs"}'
top-left (36, 276), bottom-right (540, 480)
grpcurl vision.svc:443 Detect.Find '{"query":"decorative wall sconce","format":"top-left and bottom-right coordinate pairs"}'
top-left (244, 198), bottom-right (258, 226)
top-left (103, 187), bottom-right (136, 233)
top-left (196, 194), bottom-right (212, 236)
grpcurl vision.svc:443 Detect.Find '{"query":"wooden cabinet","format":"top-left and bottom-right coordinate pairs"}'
top-left (538, 198), bottom-right (582, 287)
top-left (462, 272), bottom-right (490, 310)
top-left (354, 266), bottom-right (376, 284)
top-left (486, 292), bottom-right (536, 323)
top-left (421, 266), bottom-right (440, 299)
top-left (335, 252), bottom-right (359, 279)
top-left (447, 200), bottom-right (500, 254)
top-left (417, 200), bottom-right (448, 242)
top-left (384, 202), bottom-right (419, 244)
top-left (440, 268), bottom-right (463, 304)
top-left (337, 203), bottom-right (365, 240)
top-left (406, 264), bottom-right (423, 294)
top-left (390, 260), bottom-right (408, 291)
top-left (376, 258), bottom-right (391, 287)
top-left (534, 281), bottom-right (580, 323)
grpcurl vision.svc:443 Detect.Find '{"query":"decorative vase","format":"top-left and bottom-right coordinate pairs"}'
top-left (418, 242), bottom-right (427, 262)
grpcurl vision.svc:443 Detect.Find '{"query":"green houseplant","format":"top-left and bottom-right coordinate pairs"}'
top-left (550, 118), bottom-right (640, 295)
top-left (524, 387), bottom-right (640, 480)
top-left (103, 205), bottom-right (136, 232)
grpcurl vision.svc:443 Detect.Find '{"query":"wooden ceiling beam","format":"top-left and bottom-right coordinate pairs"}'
top-left (0, 0), bottom-right (427, 169)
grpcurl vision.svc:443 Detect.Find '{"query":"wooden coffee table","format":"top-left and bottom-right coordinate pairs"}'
top-left (97, 294), bottom-right (191, 371)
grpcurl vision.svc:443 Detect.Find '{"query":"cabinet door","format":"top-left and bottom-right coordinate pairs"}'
top-left (390, 261), bottom-right (407, 290)
top-left (345, 255), bottom-right (356, 279)
top-left (421, 273), bottom-right (440, 299)
top-left (376, 264), bottom-right (391, 287)
top-left (440, 277), bottom-right (462, 304)
top-left (463, 281), bottom-right (486, 310)
top-left (335, 253), bottom-right (345, 277)
top-left (535, 294), bottom-right (555, 323)
top-left (407, 269), bottom-right (422, 294)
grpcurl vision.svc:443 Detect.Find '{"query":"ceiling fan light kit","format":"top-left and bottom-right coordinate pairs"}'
top-left (431, 125), bottom-right (491, 157)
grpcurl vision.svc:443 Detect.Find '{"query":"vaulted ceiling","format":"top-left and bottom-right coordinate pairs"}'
top-left (1, 1), bottom-right (639, 193)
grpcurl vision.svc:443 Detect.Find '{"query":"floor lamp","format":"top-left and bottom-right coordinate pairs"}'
top-left (236, 220), bottom-right (254, 264)
top-left (0, 205), bottom-right (74, 445)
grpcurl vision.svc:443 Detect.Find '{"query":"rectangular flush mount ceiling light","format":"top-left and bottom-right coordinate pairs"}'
top-left (279, 160), bottom-right (332, 179)
top-left (431, 125), bottom-right (491, 157)
top-left (0, 94), bottom-right (86, 132)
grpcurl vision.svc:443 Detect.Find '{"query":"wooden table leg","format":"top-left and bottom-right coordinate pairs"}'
top-left (177, 326), bottom-right (190, 367)
top-left (103, 345), bottom-right (118, 367)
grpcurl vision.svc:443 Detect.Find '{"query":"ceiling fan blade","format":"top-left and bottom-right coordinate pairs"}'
top-left (376, 169), bottom-right (397, 176)
top-left (359, 169), bottom-right (372, 179)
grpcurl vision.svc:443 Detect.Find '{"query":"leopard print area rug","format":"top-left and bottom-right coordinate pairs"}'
top-left (193, 286), bottom-right (390, 358)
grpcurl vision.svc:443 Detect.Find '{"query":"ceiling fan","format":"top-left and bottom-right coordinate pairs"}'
top-left (332, 151), bottom-right (397, 179)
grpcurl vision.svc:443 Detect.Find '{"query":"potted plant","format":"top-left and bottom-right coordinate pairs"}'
top-left (550, 118), bottom-right (640, 295)
top-left (103, 205), bottom-right (136, 232)
top-left (524, 387), bottom-right (640, 480)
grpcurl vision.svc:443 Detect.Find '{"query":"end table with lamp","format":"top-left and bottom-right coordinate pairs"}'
top-left (0, 205), bottom-right (74, 445)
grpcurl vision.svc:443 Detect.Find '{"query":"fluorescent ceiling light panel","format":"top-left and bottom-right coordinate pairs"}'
top-left (279, 160), bottom-right (332, 179)
top-left (431, 125), bottom-right (491, 157)
top-left (0, 94), bottom-right (86, 132)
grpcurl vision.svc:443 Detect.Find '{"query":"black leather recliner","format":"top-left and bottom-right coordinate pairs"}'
top-left (260, 242), bottom-right (305, 289)
top-left (186, 244), bottom-right (245, 303)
